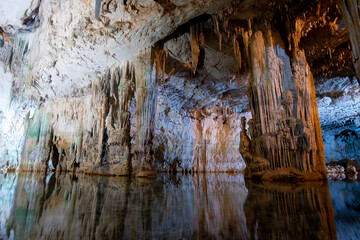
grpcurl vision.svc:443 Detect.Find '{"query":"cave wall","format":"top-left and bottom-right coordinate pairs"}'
top-left (152, 67), bottom-right (251, 173)
top-left (17, 56), bottom-right (251, 175)
top-left (316, 76), bottom-right (360, 162)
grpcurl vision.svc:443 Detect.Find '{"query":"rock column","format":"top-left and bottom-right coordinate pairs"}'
top-left (102, 63), bottom-right (135, 175)
top-left (133, 48), bottom-right (158, 177)
top-left (240, 27), bottom-right (326, 180)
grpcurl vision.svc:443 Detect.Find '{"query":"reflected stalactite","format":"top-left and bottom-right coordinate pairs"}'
top-left (0, 173), bottom-right (342, 239)
top-left (3, 173), bottom-right (250, 239)
top-left (192, 173), bottom-right (249, 239)
top-left (244, 180), bottom-right (337, 240)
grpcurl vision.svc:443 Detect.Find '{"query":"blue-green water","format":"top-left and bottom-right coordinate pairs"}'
top-left (0, 173), bottom-right (358, 239)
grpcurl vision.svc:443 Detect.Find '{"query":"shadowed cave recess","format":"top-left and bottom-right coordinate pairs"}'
top-left (0, 0), bottom-right (359, 180)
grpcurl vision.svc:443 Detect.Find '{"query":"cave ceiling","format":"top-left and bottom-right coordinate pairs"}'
top-left (0, 0), bottom-right (357, 102)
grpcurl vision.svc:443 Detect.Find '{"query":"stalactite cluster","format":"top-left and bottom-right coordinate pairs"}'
top-left (20, 62), bottom-right (139, 176)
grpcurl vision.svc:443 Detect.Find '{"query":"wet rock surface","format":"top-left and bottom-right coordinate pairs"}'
top-left (316, 76), bottom-right (360, 162)
top-left (154, 70), bottom-right (250, 173)
top-left (327, 158), bottom-right (360, 181)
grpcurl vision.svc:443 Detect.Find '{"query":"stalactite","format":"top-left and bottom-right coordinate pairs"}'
top-left (95, 0), bottom-right (102, 20)
top-left (213, 16), bottom-right (222, 51)
top-left (154, 48), bottom-right (167, 87)
top-left (233, 34), bottom-right (242, 70)
top-left (190, 23), bottom-right (204, 75)
top-left (335, 0), bottom-right (360, 83)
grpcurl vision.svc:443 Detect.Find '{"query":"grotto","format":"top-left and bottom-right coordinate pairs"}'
top-left (0, 0), bottom-right (359, 239)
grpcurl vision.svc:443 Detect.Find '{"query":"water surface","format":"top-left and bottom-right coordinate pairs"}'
top-left (0, 173), bottom-right (358, 239)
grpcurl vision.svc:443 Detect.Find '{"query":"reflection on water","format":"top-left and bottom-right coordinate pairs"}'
top-left (245, 181), bottom-right (336, 240)
top-left (0, 172), bottom-right (355, 239)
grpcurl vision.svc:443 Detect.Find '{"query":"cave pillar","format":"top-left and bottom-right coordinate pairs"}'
top-left (132, 47), bottom-right (158, 177)
top-left (102, 63), bottom-right (135, 175)
top-left (336, 0), bottom-right (360, 83)
top-left (240, 28), bottom-right (326, 180)
top-left (191, 110), bottom-right (206, 172)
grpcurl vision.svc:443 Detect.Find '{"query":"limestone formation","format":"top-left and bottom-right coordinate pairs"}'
top-left (240, 26), bottom-right (326, 180)
top-left (133, 48), bottom-right (158, 177)
top-left (20, 62), bottom-right (137, 176)
top-left (0, 0), bottom-right (359, 178)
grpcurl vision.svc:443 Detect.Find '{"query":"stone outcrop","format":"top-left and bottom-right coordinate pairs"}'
top-left (326, 165), bottom-right (346, 180)
top-left (327, 158), bottom-right (360, 180)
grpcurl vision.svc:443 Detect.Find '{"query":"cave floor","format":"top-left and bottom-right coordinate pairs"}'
top-left (0, 172), bottom-right (358, 239)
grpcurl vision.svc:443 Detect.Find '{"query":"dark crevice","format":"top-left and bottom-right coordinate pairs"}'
top-left (51, 144), bottom-right (59, 170)
top-left (21, 0), bottom-right (42, 30)
top-left (157, 14), bottom-right (212, 46)
top-left (100, 127), bottom-right (108, 167)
